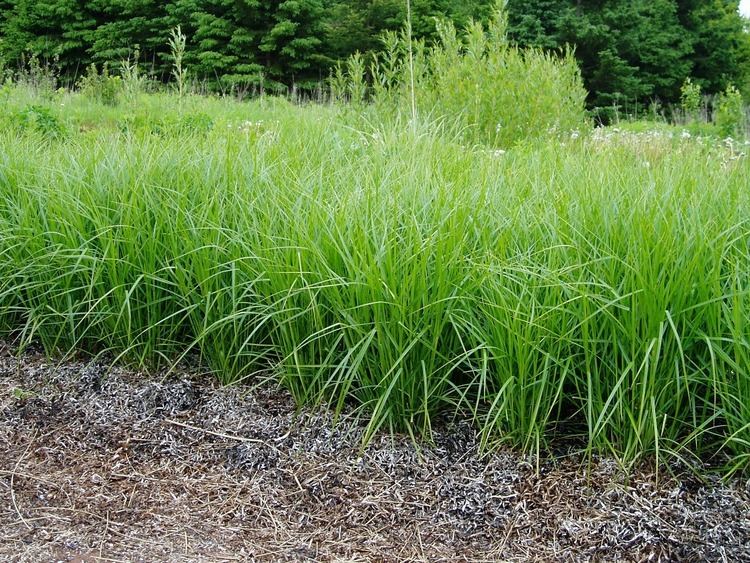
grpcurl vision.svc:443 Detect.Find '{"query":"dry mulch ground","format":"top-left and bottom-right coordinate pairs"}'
top-left (1, 341), bottom-right (749, 562)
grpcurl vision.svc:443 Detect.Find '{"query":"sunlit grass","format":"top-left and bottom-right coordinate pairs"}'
top-left (0, 90), bottom-right (748, 475)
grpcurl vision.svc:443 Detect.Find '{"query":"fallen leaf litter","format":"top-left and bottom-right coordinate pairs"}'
top-left (1, 341), bottom-right (749, 562)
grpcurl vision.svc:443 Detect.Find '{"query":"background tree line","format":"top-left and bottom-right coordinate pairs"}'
top-left (0, 0), bottom-right (748, 113)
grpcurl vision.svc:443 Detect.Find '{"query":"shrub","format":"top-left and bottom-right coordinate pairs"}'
top-left (337, 6), bottom-right (588, 147)
top-left (78, 64), bottom-right (123, 106)
top-left (680, 77), bottom-right (702, 121)
top-left (178, 112), bottom-right (214, 134)
top-left (120, 48), bottom-right (148, 104)
top-left (715, 84), bottom-right (746, 138)
top-left (15, 54), bottom-right (58, 98)
top-left (15, 104), bottom-right (65, 137)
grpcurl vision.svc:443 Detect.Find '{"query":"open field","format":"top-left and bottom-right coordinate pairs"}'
top-left (0, 87), bottom-right (749, 476)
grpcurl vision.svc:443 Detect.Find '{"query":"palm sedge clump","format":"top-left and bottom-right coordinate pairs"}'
top-left (0, 82), bottom-right (748, 475)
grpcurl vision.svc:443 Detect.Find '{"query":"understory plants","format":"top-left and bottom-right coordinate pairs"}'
top-left (332, 8), bottom-right (588, 148)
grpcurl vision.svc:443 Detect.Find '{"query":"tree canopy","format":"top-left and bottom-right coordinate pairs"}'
top-left (1, 0), bottom-right (748, 110)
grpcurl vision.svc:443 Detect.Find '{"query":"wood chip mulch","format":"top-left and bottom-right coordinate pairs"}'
top-left (1, 341), bottom-right (749, 562)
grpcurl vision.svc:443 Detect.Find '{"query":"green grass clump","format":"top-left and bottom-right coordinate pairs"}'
top-left (333, 9), bottom-right (588, 149)
top-left (0, 87), bottom-right (748, 475)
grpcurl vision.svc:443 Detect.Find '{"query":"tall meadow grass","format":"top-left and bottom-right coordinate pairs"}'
top-left (0, 86), bottom-right (748, 474)
top-left (333, 10), bottom-right (588, 148)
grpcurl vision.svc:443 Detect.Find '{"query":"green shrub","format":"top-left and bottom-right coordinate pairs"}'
top-left (15, 54), bottom-right (58, 99)
top-left (15, 104), bottom-right (65, 137)
top-left (338, 6), bottom-right (588, 147)
top-left (78, 64), bottom-right (123, 106)
top-left (680, 77), bottom-right (702, 120)
top-left (120, 49), bottom-right (148, 104)
top-left (425, 14), bottom-right (587, 147)
top-left (178, 112), bottom-right (214, 134)
top-left (715, 84), bottom-right (745, 138)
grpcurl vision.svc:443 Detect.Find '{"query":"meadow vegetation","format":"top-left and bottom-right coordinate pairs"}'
top-left (0, 13), bottom-right (748, 477)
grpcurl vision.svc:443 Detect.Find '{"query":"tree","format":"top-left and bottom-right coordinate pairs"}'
top-left (509, 0), bottom-right (695, 114)
top-left (167, 0), bottom-right (263, 89)
top-left (256, 0), bottom-right (328, 87)
top-left (684, 0), bottom-right (750, 96)
top-left (506, 0), bottom-right (565, 49)
top-left (0, 0), bottom-right (100, 77)
top-left (1, 0), bottom-right (747, 103)
top-left (90, 0), bottom-right (169, 76)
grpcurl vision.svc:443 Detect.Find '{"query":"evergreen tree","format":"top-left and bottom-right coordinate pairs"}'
top-left (0, 0), bottom-right (100, 76)
top-left (509, 0), bottom-right (698, 113)
top-left (506, 0), bottom-right (564, 49)
top-left (167, 0), bottom-right (263, 89)
top-left (256, 0), bottom-right (327, 87)
top-left (0, 0), bottom-right (748, 104)
top-left (685, 0), bottom-right (750, 96)
top-left (89, 0), bottom-right (169, 75)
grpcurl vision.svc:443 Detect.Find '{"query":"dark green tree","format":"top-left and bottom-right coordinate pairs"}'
top-left (166, 0), bottom-right (328, 91)
top-left (1, 0), bottom-right (748, 103)
top-left (89, 0), bottom-right (169, 75)
top-left (0, 0), bottom-right (100, 76)
top-left (684, 0), bottom-right (750, 96)
top-left (323, 0), bottom-right (495, 62)
top-left (167, 0), bottom-right (263, 89)
top-left (256, 0), bottom-right (328, 87)
top-left (506, 0), bottom-right (565, 48)
top-left (509, 0), bottom-right (698, 113)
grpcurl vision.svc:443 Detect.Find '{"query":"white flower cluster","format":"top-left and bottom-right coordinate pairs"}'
top-left (586, 126), bottom-right (748, 170)
top-left (228, 119), bottom-right (280, 144)
top-left (232, 120), bottom-right (265, 133)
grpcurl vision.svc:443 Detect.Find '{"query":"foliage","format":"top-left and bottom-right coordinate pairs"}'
top-left (716, 83), bottom-right (746, 137)
top-left (339, 8), bottom-right (588, 148)
top-left (506, 0), bottom-right (750, 117)
top-left (119, 48), bottom-right (148, 103)
top-left (0, 85), bottom-right (748, 475)
top-left (684, 0), bottom-right (750, 99)
top-left (13, 103), bottom-right (65, 136)
top-left (0, 0), bottom-right (99, 78)
top-left (13, 53), bottom-right (59, 96)
top-left (0, 0), bottom-right (748, 110)
top-left (424, 14), bottom-right (587, 146)
top-left (680, 77), bottom-right (702, 119)
top-left (89, 0), bottom-right (168, 76)
top-left (77, 63), bottom-right (122, 106)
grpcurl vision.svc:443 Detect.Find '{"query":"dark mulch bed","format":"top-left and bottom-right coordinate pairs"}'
top-left (1, 341), bottom-right (748, 562)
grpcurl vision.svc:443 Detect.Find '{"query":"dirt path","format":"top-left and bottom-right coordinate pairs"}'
top-left (1, 342), bottom-right (748, 562)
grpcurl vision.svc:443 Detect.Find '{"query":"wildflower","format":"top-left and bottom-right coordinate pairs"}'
top-left (681, 130), bottom-right (691, 139)
top-left (570, 130), bottom-right (580, 140)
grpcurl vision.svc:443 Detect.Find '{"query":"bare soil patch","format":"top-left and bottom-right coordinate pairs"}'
top-left (1, 341), bottom-right (748, 562)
